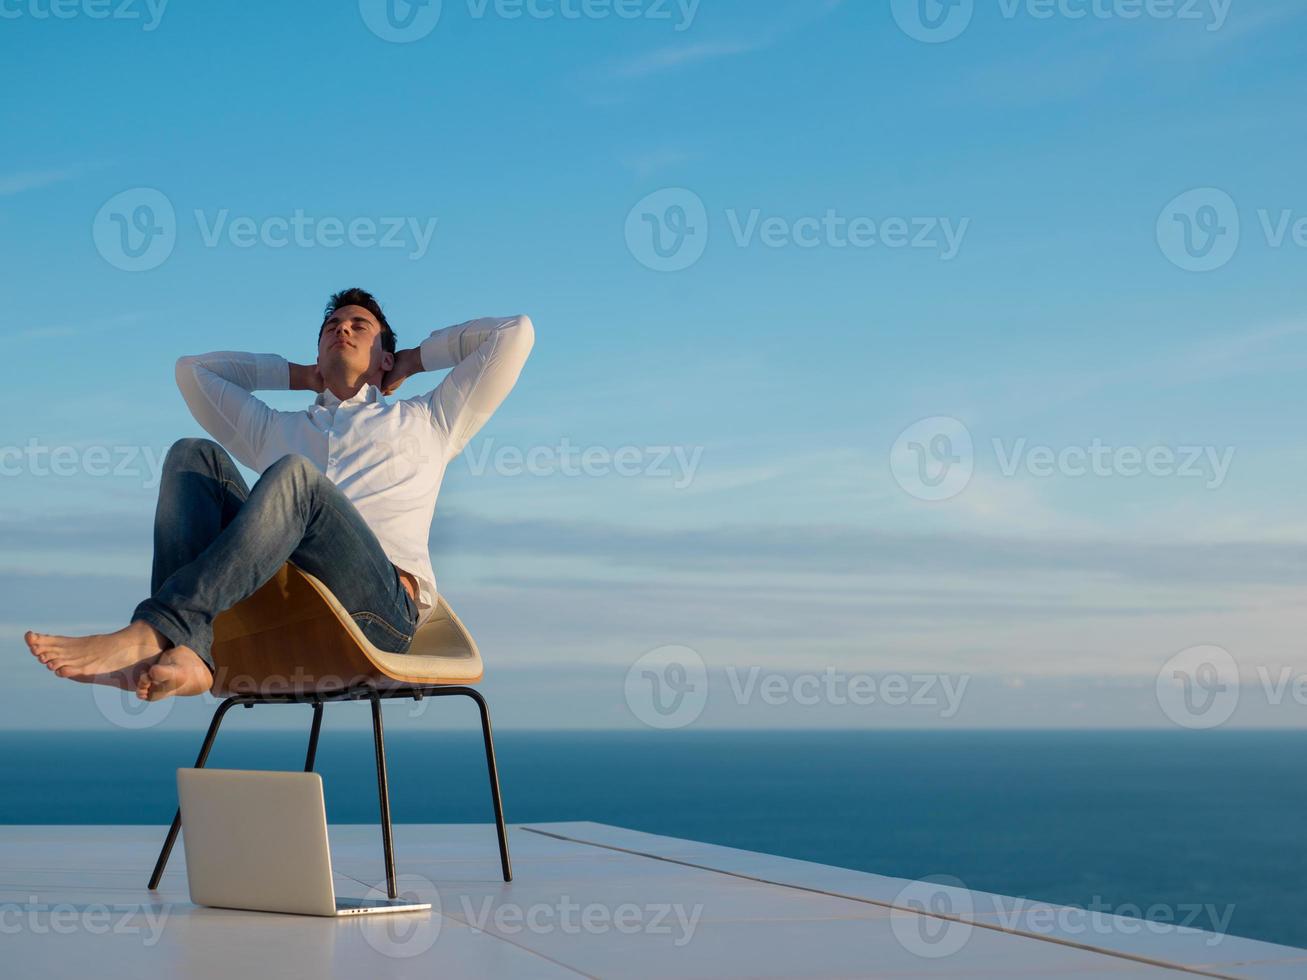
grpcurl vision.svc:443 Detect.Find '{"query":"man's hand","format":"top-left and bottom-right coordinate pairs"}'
top-left (381, 347), bottom-right (423, 395)
top-left (289, 362), bottom-right (325, 393)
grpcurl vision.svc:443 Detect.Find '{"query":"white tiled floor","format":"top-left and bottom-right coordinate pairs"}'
top-left (0, 822), bottom-right (1301, 979)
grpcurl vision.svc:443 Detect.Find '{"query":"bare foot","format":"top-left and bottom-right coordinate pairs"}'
top-left (25, 621), bottom-right (169, 679)
top-left (67, 658), bottom-right (162, 692)
top-left (136, 647), bottom-right (213, 702)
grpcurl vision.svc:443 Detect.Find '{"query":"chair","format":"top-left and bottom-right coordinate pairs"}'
top-left (146, 562), bottom-right (512, 897)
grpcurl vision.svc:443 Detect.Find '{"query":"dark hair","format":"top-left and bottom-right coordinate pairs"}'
top-left (319, 287), bottom-right (396, 355)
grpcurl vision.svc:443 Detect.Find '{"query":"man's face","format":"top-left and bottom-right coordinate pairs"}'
top-left (318, 305), bottom-right (393, 378)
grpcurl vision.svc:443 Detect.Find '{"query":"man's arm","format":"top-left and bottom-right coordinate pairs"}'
top-left (175, 352), bottom-right (319, 470)
top-left (385, 316), bottom-right (535, 459)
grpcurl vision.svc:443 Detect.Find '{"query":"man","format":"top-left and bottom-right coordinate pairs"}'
top-left (24, 288), bottom-right (534, 702)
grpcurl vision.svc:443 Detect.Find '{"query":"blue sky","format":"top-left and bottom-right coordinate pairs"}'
top-left (4, 0), bottom-right (1307, 730)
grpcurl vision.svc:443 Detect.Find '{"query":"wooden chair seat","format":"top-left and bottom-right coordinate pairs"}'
top-left (209, 562), bottom-right (482, 696)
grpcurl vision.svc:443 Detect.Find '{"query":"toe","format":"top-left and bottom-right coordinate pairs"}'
top-left (148, 668), bottom-right (181, 701)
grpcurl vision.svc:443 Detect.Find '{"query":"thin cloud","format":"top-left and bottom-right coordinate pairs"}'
top-left (0, 163), bottom-right (100, 197)
top-left (431, 511), bottom-right (1307, 587)
top-left (12, 312), bottom-right (146, 343)
top-left (610, 39), bottom-right (762, 80)
top-left (604, 0), bottom-right (846, 81)
top-left (619, 146), bottom-right (698, 179)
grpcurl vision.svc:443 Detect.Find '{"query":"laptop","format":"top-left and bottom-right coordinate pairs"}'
top-left (177, 768), bottom-right (431, 917)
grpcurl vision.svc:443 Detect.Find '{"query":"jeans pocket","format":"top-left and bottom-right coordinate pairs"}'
top-left (352, 611), bottom-right (414, 654)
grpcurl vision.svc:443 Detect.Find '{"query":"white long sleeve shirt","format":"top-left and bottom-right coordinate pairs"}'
top-left (174, 315), bottom-right (534, 628)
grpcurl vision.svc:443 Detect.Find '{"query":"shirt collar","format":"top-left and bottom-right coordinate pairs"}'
top-left (314, 383), bottom-right (384, 410)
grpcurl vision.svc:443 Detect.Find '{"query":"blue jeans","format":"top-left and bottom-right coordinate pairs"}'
top-left (131, 438), bottom-right (419, 669)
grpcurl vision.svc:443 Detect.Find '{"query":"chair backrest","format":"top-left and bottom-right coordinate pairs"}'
top-left (209, 562), bottom-right (483, 697)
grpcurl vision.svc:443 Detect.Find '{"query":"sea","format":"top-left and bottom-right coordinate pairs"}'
top-left (2, 728), bottom-right (1303, 950)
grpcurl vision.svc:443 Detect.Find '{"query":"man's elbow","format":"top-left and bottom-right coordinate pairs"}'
top-left (507, 314), bottom-right (535, 355)
top-left (174, 354), bottom-right (200, 391)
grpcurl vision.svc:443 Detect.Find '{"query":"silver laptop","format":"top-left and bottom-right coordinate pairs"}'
top-left (177, 768), bottom-right (431, 917)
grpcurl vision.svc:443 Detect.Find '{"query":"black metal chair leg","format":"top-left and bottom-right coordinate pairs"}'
top-left (147, 686), bottom-right (511, 893)
top-left (462, 689), bottom-right (513, 882)
top-left (303, 702), bottom-right (324, 771)
top-left (147, 696), bottom-right (242, 889)
top-left (370, 694), bottom-right (398, 899)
